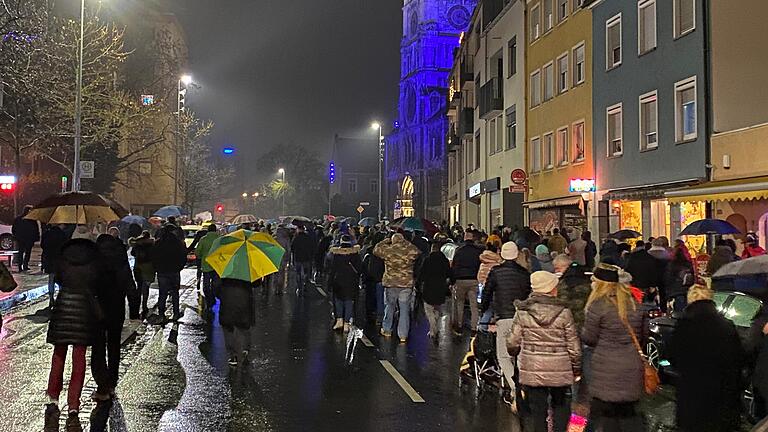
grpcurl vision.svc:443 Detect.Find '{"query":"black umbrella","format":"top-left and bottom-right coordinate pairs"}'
top-left (609, 229), bottom-right (642, 240)
top-left (680, 218), bottom-right (740, 236)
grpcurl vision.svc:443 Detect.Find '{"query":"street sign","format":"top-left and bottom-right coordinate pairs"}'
top-left (359, 202), bottom-right (370, 206)
top-left (357, 206), bottom-right (365, 215)
top-left (510, 168), bottom-right (527, 185)
top-left (80, 161), bottom-right (95, 179)
top-left (509, 184), bottom-right (526, 193)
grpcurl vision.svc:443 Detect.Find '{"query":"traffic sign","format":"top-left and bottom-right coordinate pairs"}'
top-left (357, 206), bottom-right (365, 215)
top-left (80, 161), bottom-right (95, 179)
top-left (359, 202), bottom-right (371, 206)
top-left (509, 184), bottom-right (526, 193)
top-left (510, 168), bottom-right (527, 185)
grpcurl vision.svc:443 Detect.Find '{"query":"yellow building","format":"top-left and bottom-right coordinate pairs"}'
top-left (524, 0), bottom-right (593, 235)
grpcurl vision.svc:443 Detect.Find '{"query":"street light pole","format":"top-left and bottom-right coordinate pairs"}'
top-left (73, 0), bottom-right (86, 191)
top-left (174, 75), bottom-right (192, 205)
top-left (371, 122), bottom-right (384, 221)
top-left (278, 168), bottom-right (285, 216)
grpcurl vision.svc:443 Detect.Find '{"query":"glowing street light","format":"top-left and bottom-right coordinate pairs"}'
top-left (180, 74), bottom-right (193, 86)
top-left (242, 192), bottom-right (248, 198)
top-left (278, 168), bottom-right (286, 216)
top-left (371, 121), bottom-right (384, 221)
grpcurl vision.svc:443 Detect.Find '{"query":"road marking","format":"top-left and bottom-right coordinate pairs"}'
top-left (379, 360), bottom-right (425, 403)
top-left (360, 335), bottom-right (374, 347)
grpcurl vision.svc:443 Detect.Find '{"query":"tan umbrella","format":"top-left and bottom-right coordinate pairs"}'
top-left (25, 191), bottom-right (124, 225)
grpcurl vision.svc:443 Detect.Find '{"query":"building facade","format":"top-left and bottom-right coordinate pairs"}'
top-left (446, 0), bottom-right (527, 230)
top-left (329, 134), bottom-right (380, 219)
top-left (524, 0), bottom-right (593, 236)
top-left (591, 0), bottom-right (707, 245)
top-left (385, 0), bottom-right (477, 220)
top-left (666, 0), bottom-right (768, 251)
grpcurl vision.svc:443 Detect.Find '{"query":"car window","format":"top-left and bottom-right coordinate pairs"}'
top-left (185, 230), bottom-right (198, 238)
top-left (724, 294), bottom-right (762, 328)
top-left (713, 292), bottom-right (729, 313)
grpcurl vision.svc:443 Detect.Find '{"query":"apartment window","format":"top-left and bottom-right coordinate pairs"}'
top-left (607, 103), bottom-right (623, 156)
top-left (508, 36), bottom-right (517, 77)
top-left (489, 119), bottom-right (497, 156)
top-left (506, 106), bottom-right (517, 150)
top-left (573, 43), bottom-right (585, 86)
top-left (638, 0), bottom-right (657, 55)
top-left (556, 127), bottom-right (569, 165)
top-left (458, 146), bottom-right (464, 180)
top-left (530, 3), bottom-right (541, 41)
top-left (543, 133), bottom-right (554, 169)
top-left (496, 116), bottom-right (504, 152)
top-left (675, 76), bottom-right (697, 142)
top-left (530, 70), bottom-right (541, 107)
top-left (572, 121), bottom-right (585, 162)
top-left (606, 14), bottom-right (622, 70)
top-left (674, 0), bottom-right (695, 38)
top-left (557, 53), bottom-right (569, 94)
top-left (543, 62), bottom-right (554, 101)
top-left (474, 130), bottom-right (481, 169)
top-left (543, 0), bottom-right (553, 32)
top-left (639, 91), bottom-right (658, 150)
top-left (530, 137), bottom-right (542, 172)
top-left (370, 179), bottom-right (378, 194)
top-left (557, 0), bottom-right (568, 23)
top-left (348, 179), bottom-right (358, 193)
top-left (466, 140), bottom-right (473, 174)
top-left (573, 0), bottom-right (585, 11)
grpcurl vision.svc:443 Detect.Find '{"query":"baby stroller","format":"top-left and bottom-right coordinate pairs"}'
top-left (459, 328), bottom-right (506, 394)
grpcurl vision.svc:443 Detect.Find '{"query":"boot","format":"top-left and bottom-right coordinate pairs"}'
top-left (332, 318), bottom-right (343, 331)
top-left (44, 403), bottom-right (60, 432)
top-left (65, 412), bottom-right (82, 432)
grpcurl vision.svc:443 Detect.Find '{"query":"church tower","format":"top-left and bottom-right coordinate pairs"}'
top-left (385, 0), bottom-right (476, 220)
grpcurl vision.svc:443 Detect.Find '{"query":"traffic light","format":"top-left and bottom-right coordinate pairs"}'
top-left (215, 203), bottom-right (224, 213)
top-left (0, 175), bottom-right (16, 193)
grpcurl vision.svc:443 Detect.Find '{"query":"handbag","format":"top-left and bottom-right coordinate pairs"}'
top-left (622, 317), bottom-right (660, 395)
top-left (0, 261), bottom-right (17, 292)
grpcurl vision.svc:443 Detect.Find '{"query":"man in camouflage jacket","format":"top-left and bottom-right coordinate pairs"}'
top-left (374, 233), bottom-right (421, 342)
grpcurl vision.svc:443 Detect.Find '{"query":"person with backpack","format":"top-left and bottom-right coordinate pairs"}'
top-left (151, 226), bottom-right (187, 322)
top-left (418, 241), bottom-right (452, 339)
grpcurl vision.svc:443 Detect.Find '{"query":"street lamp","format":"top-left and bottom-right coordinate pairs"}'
top-left (278, 168), bottom-right (285, 216)
top-left (242, 192), bottom-right (248, 198)
top-left (371, 122), bottom-right (384, 221)
top-left (174, 74), bottom-right (193, 204)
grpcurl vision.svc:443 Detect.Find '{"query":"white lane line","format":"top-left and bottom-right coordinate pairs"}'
top-left (379, 360), bottom-right (425, 403)
top-left (360, 335), bottom-right (374, 347)
top-left (315, 285), bottom-right (327, 297)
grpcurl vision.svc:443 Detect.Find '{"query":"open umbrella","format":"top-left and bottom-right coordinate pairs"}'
top-left (389, 217), bottom-right (439, 235)
top-left (680, 218), bottom-right (740, 236)
top-left (25, 191), bottom-right (122, 224)
top-left (231, 214), bottom-right (258, 225)
top-left (205, 229), bottom-right (285, 282)
top-left (153, 205), bottom-right (187, 218)
top-left (359, 217), bottom-right (379, 227)
top-left (121, 214), bottom-right (146, 225)
top-left (609, 229), bottom-right (643, 240)
top-left (713, 255), bottom-right (768, 279)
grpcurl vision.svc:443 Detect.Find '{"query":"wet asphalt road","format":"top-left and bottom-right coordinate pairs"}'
top-left (0, 267), bottom-right (702, 432)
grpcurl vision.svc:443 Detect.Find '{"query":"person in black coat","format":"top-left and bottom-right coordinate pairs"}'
top-left (219, 278), bottom-right (260, 366)
top-left (41, 224), bottom-right (68, 309)
top-left (665, 248), bottom-right (695, 313)
top-left (12, 205), bottom-right (40, 272)
top-left (361, 232), bottom-right (386, 322)
top-left (328, 236), bottom-right (362, 331)
top-left (151, 226), bottom-right (187, 322)
top-left (418, 242), bottom-right (452, 338)
top-left (669, 285), bottom-right (744, 432)
top-left (291, 225), bottom-right (315, 295)
top-left (451, 232), bottom-right (484, 334)
top-left (624, 246), bottom-right (663, 304)
top-left (44, 239), bottom-right (103, 431)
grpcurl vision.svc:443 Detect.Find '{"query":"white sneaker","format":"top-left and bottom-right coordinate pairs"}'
top-left (332, 318), bottom-right (343, 330)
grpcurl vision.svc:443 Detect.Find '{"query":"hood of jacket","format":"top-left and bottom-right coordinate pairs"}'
top-left (514, 294), bottom-right (566, 327)
top-left (61, 238), bottom-right (99, 266)
top-left (480, 250), bottom-right (503, 265)
top-left (330, 245), bottom-right (360, 255)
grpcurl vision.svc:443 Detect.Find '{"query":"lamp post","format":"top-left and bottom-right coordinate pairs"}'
top-left (278, 168), bottom-right (285, 216)
top-left (371, 122), bottom-right (384, 221)
top-left (174, 74), bottom-right (193, 204)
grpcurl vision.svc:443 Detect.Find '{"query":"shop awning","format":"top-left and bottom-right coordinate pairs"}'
top-left (603, 179), bottom-right (700, 202)
top-left (523, 196), bottom-right (583, 209)
top-left (665, 176), bottom-right (768, 203)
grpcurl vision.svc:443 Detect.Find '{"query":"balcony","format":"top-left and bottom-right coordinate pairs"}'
top-left (482, 0), bottom-right (510, 29)
top-left (447, 126), bottom-right (459, 151)
top-left (479, 77), bottom-right (503, 120)
top-left (459, 56), bottom-right (474, 87)
top-left (457, 107), bottom-right (474, 138)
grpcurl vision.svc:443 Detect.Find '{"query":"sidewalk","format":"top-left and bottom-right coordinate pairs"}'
top-left (0, 270), bottom-right (50, 312)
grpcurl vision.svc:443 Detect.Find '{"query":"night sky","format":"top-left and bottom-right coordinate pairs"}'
top-left (167, 0), bottom-right (402, 163)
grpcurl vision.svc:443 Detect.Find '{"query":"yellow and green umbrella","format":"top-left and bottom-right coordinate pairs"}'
top-left (205, 229), bottom-right (285, 283)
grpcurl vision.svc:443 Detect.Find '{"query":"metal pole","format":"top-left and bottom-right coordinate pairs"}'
top-left (173, 78), bottom-right (180, 205)
top-left (73, 0), bottom-right (85, 192)
top-left (377, 125), bottom-right (383, 221)
top-left (281, 171), bottom-right (286, 216)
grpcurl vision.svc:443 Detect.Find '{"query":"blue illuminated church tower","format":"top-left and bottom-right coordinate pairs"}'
top-left (385, 0), bottom-right (476, 220)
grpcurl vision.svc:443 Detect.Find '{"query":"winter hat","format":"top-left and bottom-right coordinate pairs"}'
top-left (500, 242), bottom-right (519, 261)
top-left (534, 244), bottom-right (550, 257)
top-left (592, 263), bottom-right (621, 282)
top-left (531, 271), bottom-right (560, 294)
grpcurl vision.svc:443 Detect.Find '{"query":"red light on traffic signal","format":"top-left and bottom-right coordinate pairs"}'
top-left (215, 204), bottom-right (224, 213)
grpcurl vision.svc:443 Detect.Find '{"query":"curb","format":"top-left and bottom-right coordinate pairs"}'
top-left (0, 283), bottom-right (50, 312)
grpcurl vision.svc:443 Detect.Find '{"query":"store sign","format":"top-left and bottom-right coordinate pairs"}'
top-left (482, 177), bottom-right (500, 193)
top-left (511, 169), bottom-right (527, 185)
top-left (468, 183), bottom-right (482, 198)
top-left (569, 178), bottom-right (595, 193)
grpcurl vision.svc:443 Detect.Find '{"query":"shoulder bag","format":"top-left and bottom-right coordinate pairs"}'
top-left (621, 317), bottom-right (660, 395)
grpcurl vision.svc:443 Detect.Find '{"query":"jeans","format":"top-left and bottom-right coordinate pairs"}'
top-left (91, 320), bottom-right (123, 394)
top-left (383, 287), bottom-right (413, 338)
top-left (47, 345), bottom-right (87, 411)
top-left (202, 271), bottom-right (218, 310)
top-left (17, 241), bottom-right (32, 271)
top-left (496, 318), bottom-right (516, 391)
top-left (524, 385), bottom-right (570, 432)
top-left (157, 272), bottom-right (181, 319)
top-left (47, 273), bottom-right (57, 308)
top-left (295, 261), bottom-right (312, 293)
top-left (223, 324), bottom-right (252, 357)
top-left (424, 303), bottom-right (443, 336)
top-left (334, 299), bottom-right (354, 322)
top-left (453, 279), bottom-right (479, 331)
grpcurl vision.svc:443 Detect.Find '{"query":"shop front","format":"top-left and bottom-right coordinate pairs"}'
top-left (525, 196), bottom-right (588, 236)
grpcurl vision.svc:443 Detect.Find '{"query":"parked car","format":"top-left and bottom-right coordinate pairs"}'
top-left (648, 282), bottom-right (767, 422)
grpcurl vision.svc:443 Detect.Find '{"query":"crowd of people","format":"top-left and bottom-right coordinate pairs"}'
top-left (26, 204), bottom-right (768, 432)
